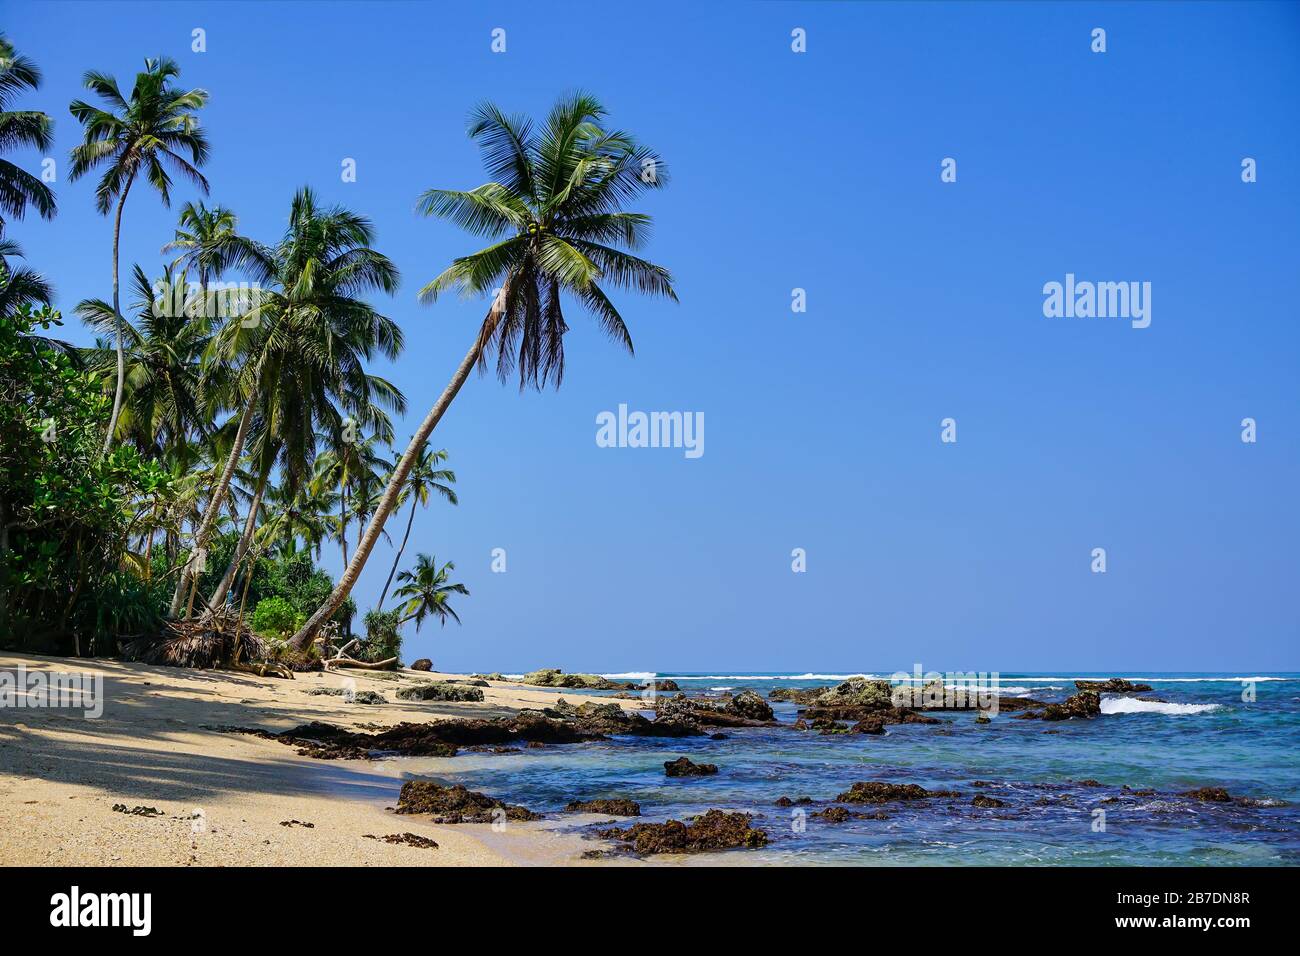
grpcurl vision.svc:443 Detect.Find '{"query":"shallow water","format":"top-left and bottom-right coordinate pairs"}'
top-left (386, 673), bottom-right (1300, 866)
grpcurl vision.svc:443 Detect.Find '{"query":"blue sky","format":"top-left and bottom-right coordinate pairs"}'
top-left (6, 1), bottom-right (1299, 672)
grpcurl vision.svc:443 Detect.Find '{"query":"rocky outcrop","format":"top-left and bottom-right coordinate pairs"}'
top-left (597, 810), bottom-right (768, 855)
top-left (726, 690), bottom-right (775, 721)
top-left (768, 686), bottom-right (830, 704)
top-left (971, 794), bottom-right (1006, 808)
top-left (395, 681), bottom-right (484, 703)
top-left (521, 668), bottom-right (624, 690)
top-left (563, 798), bottom-right (641, 816)
top-left (836, 781), bottom-right (962, 803)
top-left (653, 694), bottom-right (778, 728)
top-left (395, 781), bottom-right (540, 823)
top-left (664, 756), bottom-right (718, 777)
top-left (640, 679), bottom-right (680, 692)
top-left (1014, 691), bottom-right (1100, 721)
top-left (471, 673), bottom-right (506, 682)
top-left (1075, 678), bottom-right (1152, 694)
top-left (410, 659), bottom-right (432, 672)
top-left (352, 690), bottom-right (385, 705)
top-left (218, 700), bottom-right (703, 760)
top-left (774, 795), bottom-right (813, 807)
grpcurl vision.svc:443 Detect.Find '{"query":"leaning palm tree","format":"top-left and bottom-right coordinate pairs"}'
top-left (0, 34), bottom-right (56, 230)
top-left (289, 93), bottom-right (675, 648)
top-left (170, 186), bottom-right (402, 618)
top-left (393, 554), bottom-right (468, 630)
top-left (68, 56), bottom-right (210, 453)
top-left (377, 446), bottom-right (456, 610)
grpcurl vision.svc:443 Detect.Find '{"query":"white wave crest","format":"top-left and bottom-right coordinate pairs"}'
top-left (1100, 698), bottom-right (1222, 716)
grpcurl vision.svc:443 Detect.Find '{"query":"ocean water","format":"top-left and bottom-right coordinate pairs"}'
top-left (393, 673), bottom-right (1300, 865)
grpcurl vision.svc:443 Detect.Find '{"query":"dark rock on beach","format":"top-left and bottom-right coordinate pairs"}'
top-left (564, 798), bottom-right (641, 816)
top-left (596, 810), bottom-right (768, 855)
top-left (395, 781), bottom-right (541, 823)
top-left (410, 659), bottom-right (433, 672)
top-left (364, 832), bottom-right (439, 849)
top-left (521, 668), bottom-right (623, 691)
top-left (664, 756), bottom-right (718, 777)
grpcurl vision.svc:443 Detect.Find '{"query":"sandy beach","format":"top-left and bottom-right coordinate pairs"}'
top-left (0, 654), bottom-right (641, 867)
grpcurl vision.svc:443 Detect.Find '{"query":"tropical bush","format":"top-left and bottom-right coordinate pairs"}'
top-left (361, 608), bottom-right (402, 663)
top-left (250, 597), bottom-right (296, 639)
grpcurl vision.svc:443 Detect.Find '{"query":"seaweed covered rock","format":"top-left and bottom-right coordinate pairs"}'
top-left (395, 681), bottom-right (485, 703)
top-left (664, 756), bottom-right (718, 777)
top-left (1074, 678), bottom-right (1152, 694)
top-left (597, 810), bottom-right (768, 855)
top-left (817, 677), bottom-right (896, 711)
top-left (471, 673), bottom-right (506, 682)
top-left (396, 781), bottom-right (541, 823)
top-left (971, 794), bottom-right (1006, 808)
top-left (726, 690), bottom-right (775, 722)
top-left (521, 668), bottom-right (621, 690)
top-left (653, 694), bottom-right (777, 728)
top-left (641, 679), bottom-right (680, 692)
top-left (352, 690), bottom-right (385, 705)
top-left (564, 798), bottom-right (641, 816)
top-left (768, 686), bottom-right (830, 704)
top-left (1015, 691), bottom-right (1100, 721)
top-left (1181, 787), bottom-right (1233, 803)
top-left (836, 781), bottom-right (961, 803)
top-left (410, 659), bottom-right (433, 672)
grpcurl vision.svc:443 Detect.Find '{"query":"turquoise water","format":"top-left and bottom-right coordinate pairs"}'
top-left (399, 673), bottom-right (1300, 865)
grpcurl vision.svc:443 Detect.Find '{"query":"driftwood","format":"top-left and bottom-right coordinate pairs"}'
top-left (325, 654), bottom-right (398, 671)
top-left (123, 609), bottom-right (294, 679)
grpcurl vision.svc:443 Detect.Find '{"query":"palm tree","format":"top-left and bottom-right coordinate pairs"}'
top-left (289, 93), bottom-right (675, 649)
top-left (68, 56), bottom-right (210, 453)
top-left (393, 554), bottom-right (468, 630)
top-left (75, 264), bottom-right (209, 455)
top-left (161, 200), bottom-right (239, 285)
top-left (315, 434), bottom-right (391, 568)
top-left (0, 34), bottom-right (56, 231)
top-left (0, 238), bottom-right (51, 315)
top-left (377, 446), bottom-right (456, 610)
top-left (171, 186), bottom-right (402, 617)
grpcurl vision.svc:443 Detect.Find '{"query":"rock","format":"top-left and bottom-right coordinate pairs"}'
top-left (774, 795), bottom-right (813, 807)
top-left (1014, 691), bottom-right (1100, 721)
top-left (395, 781), bottom-right (541, 823)
top-left (664, 756), bottom-right (718, 777)
top-left (850, 716), bottom-right (887, 735)
top-left (395, 682), bottom-right (484, 703)
top-left (363, 832), bottom-right (438, 849)
top-left (1075, 678), bottom-right (1152, 694)
top-left (816, 677), bottom-right (895, 711)
top-left (974, 714), bottom-right (991, 725)
top-left (352, 690), bottom-right (385, 705)
top-left (726, 690), bottom-right (775, 722)
top-left (817, 806), bottom-right (851, 823)
top-left (768, 686), bottom-right (831, 704)
top-left (471, 673), bottom-right (506, 682)
top-left (564, 799), bottom-right (641, 816)
top-left (521, 668), bottom-right (621, 690)
top-left (836, 781), bottom-right (961, 803)
top-left (410, 659), bottom-right (433, 672)
top-left (307, 686), bottom-right (346, 696)
top-left (597, 810), bottom-right (768, 855)
top-left (710, 732), bottom-right (728, 740)
top-left (1181, 786), bottom-right (1233, 803)
top-left (653, 694), bottom-right (776, 728)
top-left (640, 679), bottom-right (680, 692)
top-left (971, 795), bottom-right (1006, 808)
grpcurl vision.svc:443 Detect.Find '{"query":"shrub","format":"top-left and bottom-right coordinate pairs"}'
top-left (361, 608), bottom-right (402, 663)
top-left (251, 597), bottom-right (297, 638)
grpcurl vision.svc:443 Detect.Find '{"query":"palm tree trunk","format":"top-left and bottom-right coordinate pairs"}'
top-left (378, 494), bottom-right (417, 611)
top-left (288, 307), bottom-right (501, 650)
top-left (169, 399), bottom-right (257, 617)
top-left (102, 176), bottom-right (135, 454)
top-left (207, 470), bottom-right (269, 610)
top-left (340, 484), bottom-right (349, 567)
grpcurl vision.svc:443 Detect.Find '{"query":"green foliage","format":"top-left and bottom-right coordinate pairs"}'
top-left (361, 608), bottom-right (402, 663)
top-left (0, 302), bottom-right (171, 653)
top-left (250, 596), bottom-right (296, 639)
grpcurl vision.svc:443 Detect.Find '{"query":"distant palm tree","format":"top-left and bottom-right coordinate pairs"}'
top-left (377, 446), bottom-right (456, 610)
top-left (68, 56), bottom-right (210, 453)
top-left (0, 238), bottom-right (51, 314)
top-left (290, 93), bottom-right (674, 649)
top-left (161, 201), bottom-right (239, 285)
top-left (393, 554), bottom-right (468, 630)
top-left (75, 263), bottom-right (209, 455)
top-left (0, 34), bottom-right (56, 230)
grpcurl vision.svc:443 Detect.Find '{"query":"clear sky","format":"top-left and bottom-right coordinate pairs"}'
top-left (6, 1), bottom-right (1299, 672)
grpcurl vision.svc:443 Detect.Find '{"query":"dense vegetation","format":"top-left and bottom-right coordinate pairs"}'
top-left (0, 34), bottom-right (674, 668)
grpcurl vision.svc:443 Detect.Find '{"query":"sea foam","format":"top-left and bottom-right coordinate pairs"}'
top-left (1100, 698), bottom-right (1222, 716)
